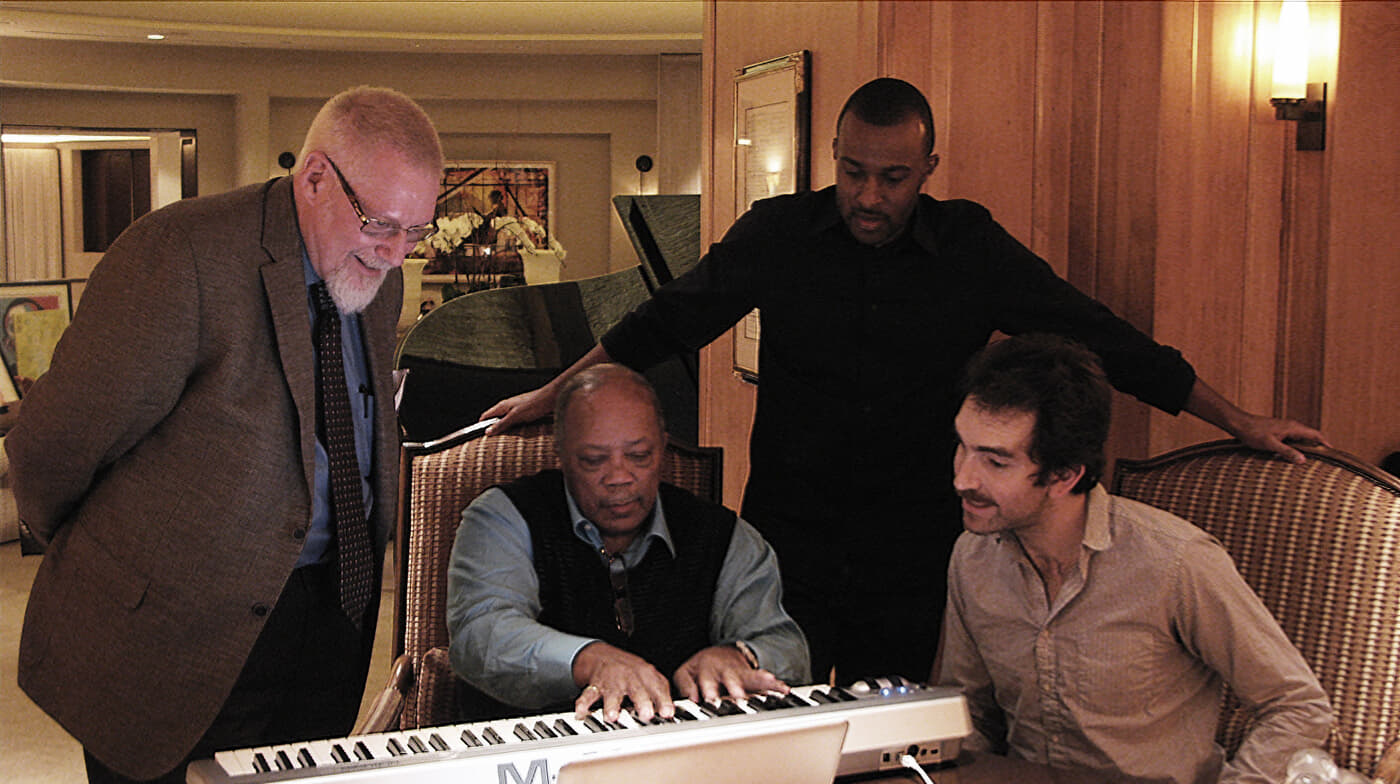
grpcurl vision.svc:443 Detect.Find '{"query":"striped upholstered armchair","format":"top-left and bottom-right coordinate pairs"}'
top-left (1113, 440), bottom-right (1400, 782)
top-left (353, 419), bottom-right (722, 735)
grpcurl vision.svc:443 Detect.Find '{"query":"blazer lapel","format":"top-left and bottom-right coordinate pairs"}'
top-left (257, 177), bottom-right (319, 496)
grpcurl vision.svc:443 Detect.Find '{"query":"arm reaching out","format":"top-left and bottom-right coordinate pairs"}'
top-left (1184, 379), bottom-right (1328, 464)
top-left (480, 344), bottom-right (614, 434)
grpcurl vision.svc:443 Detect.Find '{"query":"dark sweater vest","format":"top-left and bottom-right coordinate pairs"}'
top-left (502, 470), bottom-right (736, 682)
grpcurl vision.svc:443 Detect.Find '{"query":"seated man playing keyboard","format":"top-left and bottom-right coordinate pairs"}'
top-left (447, 363), bottom-right (810, 723)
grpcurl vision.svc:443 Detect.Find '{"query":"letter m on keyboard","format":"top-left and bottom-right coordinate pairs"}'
top-left (498, 758), bottom-right (549, 784)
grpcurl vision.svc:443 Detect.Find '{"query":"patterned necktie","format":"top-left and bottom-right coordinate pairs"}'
top-left (311, 282), bottom-right (374, 629)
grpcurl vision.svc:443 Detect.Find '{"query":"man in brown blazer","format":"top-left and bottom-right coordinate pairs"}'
top-left (7, 86), bottom-right (443, 783)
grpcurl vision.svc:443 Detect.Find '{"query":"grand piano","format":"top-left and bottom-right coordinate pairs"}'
top-left (395, 195), bottom-right (703, 444)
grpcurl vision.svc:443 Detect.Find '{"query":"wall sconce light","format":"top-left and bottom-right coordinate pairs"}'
top-left (1269, 0), bottom-right (1325, 150)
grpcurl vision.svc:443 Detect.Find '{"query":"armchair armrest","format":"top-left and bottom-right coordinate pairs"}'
top-left (351, 653), bottom-right (414, 736)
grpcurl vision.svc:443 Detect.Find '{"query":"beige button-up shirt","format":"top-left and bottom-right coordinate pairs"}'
top-left (939, 486), bottom-right (1332, 784)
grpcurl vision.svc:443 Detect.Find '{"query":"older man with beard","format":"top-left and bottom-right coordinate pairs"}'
top-left (9, 86), bottom-right (442, 784)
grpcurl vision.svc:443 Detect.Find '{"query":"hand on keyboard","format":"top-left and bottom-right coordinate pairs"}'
top-left (572, 641), bottom-right (674, 723)
top-left (673, 644), bottom-right (790, 705)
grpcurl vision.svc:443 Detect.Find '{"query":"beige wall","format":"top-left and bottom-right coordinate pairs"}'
top-left (0, 37), bottom-right (702, 281)
top-left (701, 0), bottom-right (1399, 509)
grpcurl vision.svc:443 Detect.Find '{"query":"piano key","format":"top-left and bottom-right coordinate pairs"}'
top-left (482, 727), bottom-right (505, 745)
top-left (460, 728), bottom-right (482, 747)
top-left (273, 749), bottom-right (294, 771)
top-left (552, 718), bottom-right (579, 736)
top-left (385, 738), bottom-right (407, 757)
top-left (251, 751), bottom-right (272, 774)
top-left (533, 720), bottom-right (558, 738)
top-left (581, 714), bottom-right (609, 733)
top-left (406, 735), bottom-right (429, 754)
top-left (783, 692), bottom-right (816, 708)
top-left (428, 733), bottom-right (449, 752)
top-left (329, 743), bottom-right (351, 763)
top-left (297, 740), bottom-right (338, 767)
top-left (295, 748), bottom-right (316, 768)
top-left (512, 723), bottom-right (536, 742)
top-left (352, 740), bottom-right (374, 761)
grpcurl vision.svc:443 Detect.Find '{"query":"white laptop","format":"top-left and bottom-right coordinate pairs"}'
top-left (556, 719), bottom-right (849, 784)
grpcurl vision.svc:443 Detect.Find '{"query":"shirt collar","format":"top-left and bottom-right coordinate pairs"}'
top-left (990, 484), bottom-right (1112, 555)
top-left (564, 484), bottom-right (674, 565)
top-left (1082, 484), bottom-right (1113, 552)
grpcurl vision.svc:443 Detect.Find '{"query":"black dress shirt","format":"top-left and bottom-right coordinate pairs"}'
top-left (602, 187), bottom-right (1196, 588)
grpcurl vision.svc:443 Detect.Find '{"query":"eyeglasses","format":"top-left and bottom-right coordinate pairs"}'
top-left (605, 552), bottom-right (634, 637)
top-left (324, 155), bottom-right (437, 244)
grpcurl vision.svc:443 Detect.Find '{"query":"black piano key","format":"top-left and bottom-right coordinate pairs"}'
top-left (483, 727), bottom-right (506, 745)
top-left (696, 702), bottom-right (720, 717)
top-left (553, 719), bottom-right (579, 736)
top-left (582, 715), bottom-right (609, 733)
top-left (782, 692), bottom-right (815, 708)
top-left (330, 744), bottom-right (351, 764)
top-left (533, 721), bottom-right (558, 738)
top-left (675, 705), bottom-right (701, 721)
top-left (807, 688), bottom-right (838, 704)
top-left (386, 738), bottom-right (407, 757)
top-left (275, 750), bottom-right (295, 770)
top-left (353, 741), bottom-right (374, 761)
top-left (407, 736), bottom-right (429, 754)
top-left (252, 753), bottom-right (271, 774)
top-left (428, 733), bottom-right (449, 752)
top-left (713, 699), bottom-right (746, 716)
top-left (297, 748), bottom-right (317, 768)
top-left (747, 695), bottom-right (781, 711)
top-left (460, 729), bottom-right (482, 747)
top-left (513, 723), bottom-right (536, 741)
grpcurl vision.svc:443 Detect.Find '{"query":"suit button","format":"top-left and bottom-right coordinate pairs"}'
top-left (252, 603), bottom-right (270, 617)
top-left (292, 528), bottom-right (306, 540)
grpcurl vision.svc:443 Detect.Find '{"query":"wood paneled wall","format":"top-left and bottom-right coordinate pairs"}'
top-left (701, 0), bottom-right (1398, 509)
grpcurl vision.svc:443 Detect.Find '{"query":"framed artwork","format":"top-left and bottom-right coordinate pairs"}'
top-left (0, 280), bottom-right (72, 389)
top-left (419, 161), bottom-right (556, 289)
top-left (732, 50), bottom-right (810, 381)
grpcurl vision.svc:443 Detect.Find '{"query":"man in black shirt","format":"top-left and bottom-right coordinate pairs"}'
top-left (481, 78), bottom-right (1326, 686)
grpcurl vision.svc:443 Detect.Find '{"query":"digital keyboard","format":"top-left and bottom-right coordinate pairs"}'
top-left (186, 678), bottom-right (971, 783)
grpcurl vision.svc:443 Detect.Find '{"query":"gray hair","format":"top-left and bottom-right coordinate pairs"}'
top-left (553, 364), bottom-right (666, 450)
top-left (297, 85), bottom-right (444, 180)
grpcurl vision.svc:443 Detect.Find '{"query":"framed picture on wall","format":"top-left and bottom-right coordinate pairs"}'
top-left (418, 161), bottom-right (556, 286)
top-left (0, 280), bottom-right (73, 390)
top-left (732, 50), bottom-right (810, 382)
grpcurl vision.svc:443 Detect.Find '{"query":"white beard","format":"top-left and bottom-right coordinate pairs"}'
top-left (323, 255), bottom-right (388, 314)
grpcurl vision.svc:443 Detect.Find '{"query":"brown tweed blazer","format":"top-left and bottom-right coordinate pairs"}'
top-left (8, 177), bottom-right (403, 779)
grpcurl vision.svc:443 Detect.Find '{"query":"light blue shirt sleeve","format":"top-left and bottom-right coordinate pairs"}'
top-left (711, 518), bottom-right (811, 685)
top-left (446, 487), bottom-right (596, 709)
top-left (446, 486), bottom-right (813, 711)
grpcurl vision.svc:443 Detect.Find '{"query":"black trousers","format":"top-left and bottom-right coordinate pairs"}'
top-left (84, 562), bottom-right (373, 784)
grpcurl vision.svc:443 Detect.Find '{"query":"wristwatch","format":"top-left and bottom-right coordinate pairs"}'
top-left (734, 640), bottom-right (760, 669)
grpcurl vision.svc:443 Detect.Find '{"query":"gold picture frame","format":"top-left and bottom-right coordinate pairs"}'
top-left (732, 50), bottom-right (810, 382)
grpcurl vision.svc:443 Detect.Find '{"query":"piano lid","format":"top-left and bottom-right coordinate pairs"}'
top-left (611, 195), bottom-right (701, 292)
top-left (395, 195), bottom-right (702, 444)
